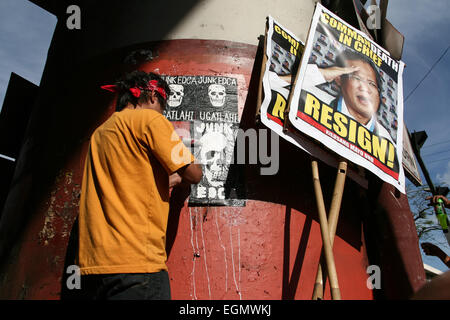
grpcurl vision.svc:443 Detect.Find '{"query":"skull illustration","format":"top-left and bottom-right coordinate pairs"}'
top-left (168, 84), bottom-right (184, 107)
top-left (199, 132), bottom-right (228, 187)
top-left (208, 84), bottom-right (226, 107)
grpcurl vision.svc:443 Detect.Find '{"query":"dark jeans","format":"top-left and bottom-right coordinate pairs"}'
top-left (80, 271), bottom-right (171, 300)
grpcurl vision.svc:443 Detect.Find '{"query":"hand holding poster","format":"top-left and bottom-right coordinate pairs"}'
top-left (287, 3), bottom-right (406, 193)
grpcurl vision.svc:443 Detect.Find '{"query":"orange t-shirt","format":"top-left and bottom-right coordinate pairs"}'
top-left (77, 108), bottom-right (194, 275)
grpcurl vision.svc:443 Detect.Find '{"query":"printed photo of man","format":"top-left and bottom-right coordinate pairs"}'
top-left (302, 48), bottom-right (394, 143)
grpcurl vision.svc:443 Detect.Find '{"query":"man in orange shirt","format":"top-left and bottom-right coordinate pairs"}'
top-left (77, 71), bottom-right (202, 299)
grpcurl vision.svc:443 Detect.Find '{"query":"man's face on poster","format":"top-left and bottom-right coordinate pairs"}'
top-left (339, 59), bottom-right (380, 125)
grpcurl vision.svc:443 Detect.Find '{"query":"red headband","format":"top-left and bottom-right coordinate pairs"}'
top-left (101, 80), bottom-right (167, 100)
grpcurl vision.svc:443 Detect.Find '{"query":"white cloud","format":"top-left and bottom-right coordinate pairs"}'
top-left (436, 161), bottom-right (450, 186)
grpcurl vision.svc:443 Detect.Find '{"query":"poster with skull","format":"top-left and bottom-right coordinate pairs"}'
top-left (191, 121), bottom-right (243, 205)
top-left (208, 84), bottom-right (226, 107)
top-left (162, 75), bottom-right (245, 206)
top-left (167, 84), bottom-right (184, 107)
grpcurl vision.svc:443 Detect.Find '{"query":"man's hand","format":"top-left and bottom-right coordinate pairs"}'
top-left (278, 74), bottom-right (293, 83)
top-left (169, 173), bottom-right (182, 188)
top-left (319, 65), bottom-right (360, 83)
top-left (426, 195), bottom-right (449, 208)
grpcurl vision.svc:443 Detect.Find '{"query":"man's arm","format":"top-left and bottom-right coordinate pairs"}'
top-left (411, 270), bottom-right (450, 300)
top-left (318, 65), bottom-right (360, 83)
top-left (170, 163), bottom-right (202, 187)
top-left (421, 242), bottom-right (450, 268)
top-left (145, 114), bottom-right (202, 186)
top-left (426, 195), bottom-right (450, 208)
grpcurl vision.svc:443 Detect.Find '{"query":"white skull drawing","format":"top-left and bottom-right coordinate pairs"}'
top-left (208, 84), bottom-right (226, 107)
top-left (168, 84), bottom-right (184, 107)
top-left (199, 132), bottom-right (228, 187)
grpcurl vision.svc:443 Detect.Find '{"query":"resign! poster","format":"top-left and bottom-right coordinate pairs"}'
top-left (287, 3), bottom-right (406, 193)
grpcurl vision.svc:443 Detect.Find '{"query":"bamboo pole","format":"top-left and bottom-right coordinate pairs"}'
top-left (311, 160), bottom-right (341, 300)
top-left (312, 160), bottom-right (347, 300)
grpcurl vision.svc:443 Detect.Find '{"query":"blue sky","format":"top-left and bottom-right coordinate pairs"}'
top-left (386, 0), bottom-right (450, 271)
top-left (0, 0), bottom-right (449, 272)
top-left (0, 0), bottom-right (56, 107)
top-left (386, 0), bottom-right (450, 187)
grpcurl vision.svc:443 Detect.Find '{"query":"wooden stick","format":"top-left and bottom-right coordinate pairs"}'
top-left (256, 22), bottom-right (268, 119)
top-left (312, 160), bottom-right (347, 300)
top-left (311, 160), bottom-right (341, 300)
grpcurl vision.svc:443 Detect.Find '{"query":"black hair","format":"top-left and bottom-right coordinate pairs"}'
top-left (334, 48), bottom-right (382, 93)
top-left (113, 70), bottom-right (171, 112)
